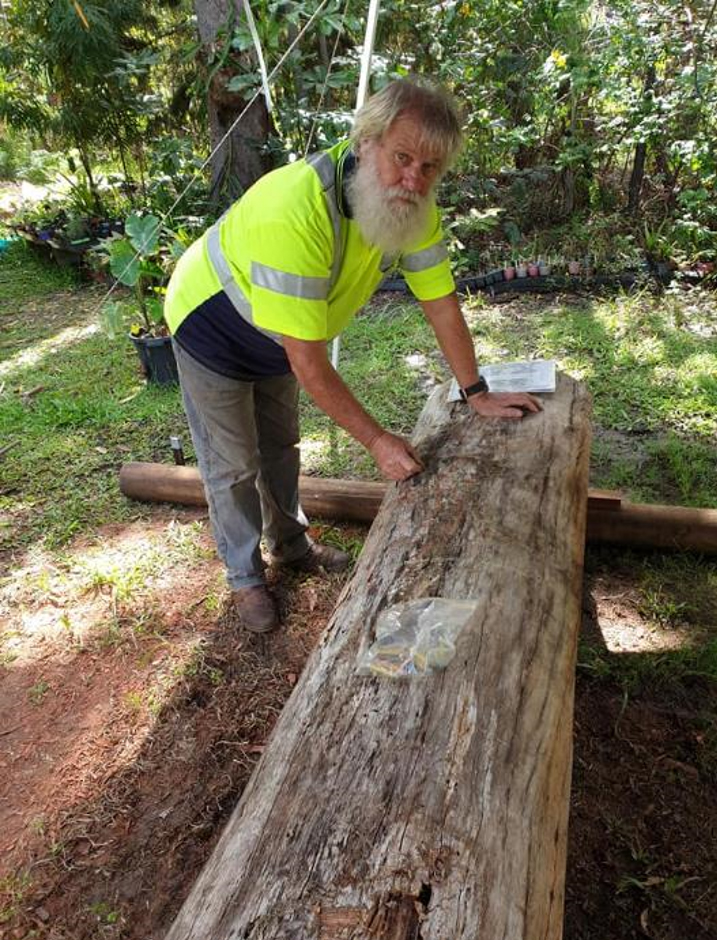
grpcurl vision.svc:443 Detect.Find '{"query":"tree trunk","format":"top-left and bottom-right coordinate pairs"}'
top-left (74, 138), bottom-right (103, 216)
top-left (627, 140), bottom-right (647, 216)
top-left (193, 0), bottom-right (274, 206)
top-left (627, 66), bottom-right (656, 216)
top-left (165, 373), bottom-right (592, 940)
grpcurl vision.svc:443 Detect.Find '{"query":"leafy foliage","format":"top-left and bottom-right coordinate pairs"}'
top-left (100, 212), bottom-right (168, 335)
top-left (2, 1), bottom-right (717, 264)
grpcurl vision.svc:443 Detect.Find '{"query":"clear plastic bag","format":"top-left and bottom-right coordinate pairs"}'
top-left (357, 598), bottom-right (479, 678)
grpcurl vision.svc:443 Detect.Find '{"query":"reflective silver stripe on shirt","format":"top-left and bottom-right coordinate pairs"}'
top-left (401, 241), bottom-right (448, 273)
top-left (205, 222), bottom-right (284, 346)
top-left (251, 261), bottom-right (330, 300)
top-left (306, 151), bottom-right (344, 289)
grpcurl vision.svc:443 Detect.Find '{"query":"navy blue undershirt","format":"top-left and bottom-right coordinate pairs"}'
top-left (174, 290), bottom-right (291, 380)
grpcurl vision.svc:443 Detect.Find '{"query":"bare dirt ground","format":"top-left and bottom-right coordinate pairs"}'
top-left (1, 508), bottom-right (716, 939)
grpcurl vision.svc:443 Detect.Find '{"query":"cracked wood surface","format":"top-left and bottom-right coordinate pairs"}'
top-left (165, 373), bottom-right (592, 940)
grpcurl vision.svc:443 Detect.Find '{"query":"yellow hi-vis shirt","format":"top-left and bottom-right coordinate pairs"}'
top-left (165, 140), bottom-right (455, 376)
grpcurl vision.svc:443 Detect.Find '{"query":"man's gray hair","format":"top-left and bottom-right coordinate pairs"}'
top-left (351, 79), bottom-right (463, 170)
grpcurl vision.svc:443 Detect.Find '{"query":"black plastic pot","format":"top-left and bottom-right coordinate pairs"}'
top-left (129, 333), bottom-right (179, 386)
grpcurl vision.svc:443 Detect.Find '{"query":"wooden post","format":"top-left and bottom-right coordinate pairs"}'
top-left (165, 373), bottom-right (592, 940)
top-left (119, 464), bottom-right (717, 554)
top-left (118, 462), bottom-right (387, 522)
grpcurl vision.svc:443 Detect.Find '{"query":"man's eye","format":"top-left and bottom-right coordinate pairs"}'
top-left (395, 152), bottom-right (410, 166)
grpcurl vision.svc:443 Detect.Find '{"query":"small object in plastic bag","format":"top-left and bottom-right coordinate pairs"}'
top-left (357, 597), bottom-right (479, 678)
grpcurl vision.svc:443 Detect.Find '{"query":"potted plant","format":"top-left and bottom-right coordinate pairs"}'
top-left (538, 256), bottom-right (551, 276)
top-left (503, 260), bottom-right (516, 280)
top-left (100, 212), bottom-right (179, 386)
top-left (526, 238), bottom-right (540, 277)
top-left (566, 240), bottom-right (582, 276)
top-left (516, 259), bottom-right (528, 278)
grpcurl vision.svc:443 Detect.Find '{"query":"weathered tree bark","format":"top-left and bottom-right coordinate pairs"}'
top-left (165, 373), bottom-right (592, 940)
top-left (194, 0), bottom-right (274, 204)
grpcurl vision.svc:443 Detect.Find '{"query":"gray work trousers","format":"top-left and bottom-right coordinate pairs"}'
top-left (173, 341), bottom-right (311, 590)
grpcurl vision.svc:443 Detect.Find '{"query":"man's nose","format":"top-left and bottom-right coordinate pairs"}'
top-left (401, 164), bottom-right (422, 192)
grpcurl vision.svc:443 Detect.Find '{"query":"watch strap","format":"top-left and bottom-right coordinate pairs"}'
top-left (460, 375), bottom-right (489, 400)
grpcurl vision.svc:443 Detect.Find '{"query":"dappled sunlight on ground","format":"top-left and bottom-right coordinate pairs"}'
top-left (299, 435), bottom-right (333, 469)
top-left (0, 506), bottom-right (354, 899)
top-left (597, 613), bottom-right (695, 654)
top-left (0, 509), bottom-right (225, 874)
top-left (587, 559), bottom-right (716, 655)
top-left (1, 515), bottom-right (216, 662)
top-left (0, 318), bottom-right (99, 382)
top-left (0, 501), bottom-right (349, 936)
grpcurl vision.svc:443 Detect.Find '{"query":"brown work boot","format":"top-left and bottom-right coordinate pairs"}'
top-left (284, 543), bottom-right (352, 575)
top-left (232, 585), bottom-right (278, 633)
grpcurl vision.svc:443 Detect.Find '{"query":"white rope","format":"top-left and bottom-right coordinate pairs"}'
top-left (356, 0), bottom-right (381, 110)
top-left (99, 0), bottom-right (333, 310)
top-left (331, 0), bottom-right (381, 370)
top-left (241, 0), bottom-right (274, 113)
top-left (303, 0), bottom-right (352, 157)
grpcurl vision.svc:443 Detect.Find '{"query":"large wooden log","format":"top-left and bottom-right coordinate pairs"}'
top-left (165, 373), bottom-right (591, 940)
top-left (119, 462), bottom-right (717, 554)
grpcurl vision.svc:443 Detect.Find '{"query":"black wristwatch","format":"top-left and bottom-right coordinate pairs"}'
top-left (459, 375), bottom-right (490, 400)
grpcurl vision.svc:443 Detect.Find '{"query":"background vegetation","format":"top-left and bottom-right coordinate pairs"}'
top-left (2, 0), bottom-right (717, 271)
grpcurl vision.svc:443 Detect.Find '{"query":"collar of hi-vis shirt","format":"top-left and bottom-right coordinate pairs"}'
top-left (336, 147), bottom-right (356, 220)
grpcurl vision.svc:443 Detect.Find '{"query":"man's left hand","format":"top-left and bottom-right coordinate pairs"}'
top-left (468, 392), bottom-right (543, 420)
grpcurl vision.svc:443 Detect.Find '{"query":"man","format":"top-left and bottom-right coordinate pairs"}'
top-left (165, 79), bottom-right (540, 633)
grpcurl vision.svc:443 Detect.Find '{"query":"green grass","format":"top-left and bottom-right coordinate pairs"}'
top-left (309, 287), bottom-right (717, 504)
top-left (0, 243), bottom-right (189, 552)
top-left (578, 637), bottom-right (717, 698)
top-left (1, 249), bottom-right (716, 553)
top-left (578, 546), bottom-right (717, 710)
top-left (461, 289), bottom-right (717, 506)
top-left (0, 239), bottom-right (78, 305)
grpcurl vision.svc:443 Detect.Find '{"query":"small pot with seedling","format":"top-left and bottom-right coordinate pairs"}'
top-left (100, 212), bottom-right (180, 386)
top-left (538, 257), bottom-right (551, 276)
top-left (503, 260), bottom-right (516, 281)
top-left (526, 238), bottom-right (541, 277)
top-left (516, 260), bottom-right (528, 278)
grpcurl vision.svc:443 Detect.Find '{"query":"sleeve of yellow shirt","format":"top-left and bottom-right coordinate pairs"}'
top-left (247, 206), bottom-right (335, 341)
top-left (400, 205), bottom-right (456, 301)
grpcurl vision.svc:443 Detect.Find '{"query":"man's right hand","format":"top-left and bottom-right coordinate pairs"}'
top-left (368, 431), bottom-right (424, 481)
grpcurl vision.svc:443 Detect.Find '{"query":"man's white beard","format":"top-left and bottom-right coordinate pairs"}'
top-left (346, 151), bottom-right (432, 255)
